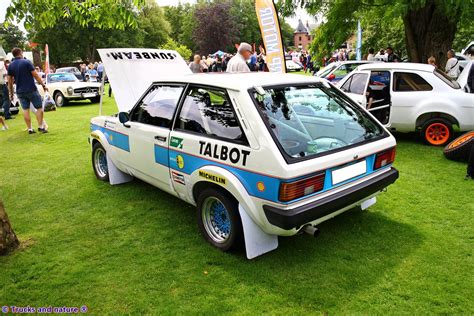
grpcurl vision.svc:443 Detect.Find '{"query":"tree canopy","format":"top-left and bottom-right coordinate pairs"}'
top-left (278, 0), bottom-right (473, 66)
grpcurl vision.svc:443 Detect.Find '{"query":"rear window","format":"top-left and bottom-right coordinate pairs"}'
top-left (434, 69), bottom-right (461, 89)
top-left (251, 83), bottom-right (385, 161)
top-left (393, 72), bottom-right (433, 91)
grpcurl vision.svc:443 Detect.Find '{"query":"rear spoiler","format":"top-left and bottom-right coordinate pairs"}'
top-left (98, 48), bottom-right (191, 112)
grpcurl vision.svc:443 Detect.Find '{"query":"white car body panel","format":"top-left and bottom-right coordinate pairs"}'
top-left (337, 63), bottom-right (474, 133)
top-left (89, 49), bottom-right (399, 258)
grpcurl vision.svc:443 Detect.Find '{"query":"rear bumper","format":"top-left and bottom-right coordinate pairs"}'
top-left (263, 167), bottom-right (399, 230)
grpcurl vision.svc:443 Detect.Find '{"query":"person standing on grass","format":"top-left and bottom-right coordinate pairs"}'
top-left (7, 47), bottom-right (49, 134)
top-left (226, 43), bottom-right (252, 73)
top-left (0, 56), bottom-right (13, 120)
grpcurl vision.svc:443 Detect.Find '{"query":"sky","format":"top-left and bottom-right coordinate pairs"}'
top-left (0, 0), bottom-right (316, 32)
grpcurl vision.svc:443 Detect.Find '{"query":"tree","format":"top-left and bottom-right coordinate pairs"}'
top-left (162, 38), bottom-right (193, 61)
top-left (6, 0), bottom-right (145, 30)
top-left (163, 3), bottom-right (197, 53)
top-left (0, 24), bottom-right (26, 52)
top-left (279, 0), bottom-right (471, 66)
top-left (138, 2), bottom-right (170, 48)
top-left (0, 201), bottom-right (20, 255)
top-left (192, 1), bottom-right (239, 54)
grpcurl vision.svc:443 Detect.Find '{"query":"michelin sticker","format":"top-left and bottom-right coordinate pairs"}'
top-left (199, 171), bottom-right (226, 185)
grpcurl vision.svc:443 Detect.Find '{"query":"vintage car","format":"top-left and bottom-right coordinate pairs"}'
top-left (56, 66), bottom-right (83, 81)
top-left (337, 62), bottom-right (474, 146)
top-left (37, 73), bottom-right (101, 107)
top-left (315, 60), bottom-right (379, 83)
top-left (89, 49), bottom-right (399, 259)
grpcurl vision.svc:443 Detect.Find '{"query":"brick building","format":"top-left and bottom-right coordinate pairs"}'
top-left (293, 19), bottom-right (316, 50)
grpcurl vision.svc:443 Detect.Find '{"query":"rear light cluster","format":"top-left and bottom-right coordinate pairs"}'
top-left (374, 147), bottom-right (396, 169)
top-left (279, 173), bottom-right (325, 202)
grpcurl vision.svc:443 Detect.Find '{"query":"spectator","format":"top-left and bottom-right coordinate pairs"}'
top-left (427, 56), bottom-right (437, 68)
top-left (97, 62), bottom-right (104, 82)
top-left (367, 48), bottom-right (375, 61)
top-left (87, 64), bottom-right (98, 82)
top-left (7, 47), bottom-right (48, 134)
top-left (375, 49), bottom-right (387, 61)
top-left (226, 42), bottom-right (252, 73)
top-left (189, 55), bottom-right (203, 73)
top-left (0, 115), bottom-right (7, 131)
top-left (0, 56), bottom-right (12, 120)
top-left (35, 66), bottom-right (45, 80)
top-left (386, 47), bottom-right (399, 62)
top-left (445, 49), bottom-right (460, 79)
top-left (200, 56), bottom-right (208, 73)
top-left (80, 63), bottom-right (87, 81)
top-left (249, 52), bottom-right (257, 71)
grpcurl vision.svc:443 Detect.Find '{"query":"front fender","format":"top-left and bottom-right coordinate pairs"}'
top-left (189, 165), bottom-right (268, 230)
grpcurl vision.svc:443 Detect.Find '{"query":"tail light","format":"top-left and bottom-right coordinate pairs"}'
top-left (374, 147), bottom-right (396, 169)
top-left (326, 73), bottom-right (336, 81)
top-left (279, 173), bottom-right (325, 202)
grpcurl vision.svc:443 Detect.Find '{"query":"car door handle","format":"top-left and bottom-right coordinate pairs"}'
top-left (154, 136), bottom-right (167, 142)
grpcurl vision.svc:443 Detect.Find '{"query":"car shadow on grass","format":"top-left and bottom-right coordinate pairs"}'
top-left (82, 177), bottom-right (423, 310)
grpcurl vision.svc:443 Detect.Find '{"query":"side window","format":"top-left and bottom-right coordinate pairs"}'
top-left (341, 73), bottom-right (368, 95)
top-left (394, 72), bottom-right (433, 91)
top-left (177, 86), bottom-right (247, 143)
top-left (131, 85), bottom-right (184, 128)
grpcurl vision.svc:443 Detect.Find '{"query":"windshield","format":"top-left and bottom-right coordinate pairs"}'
top-left (317, 64), bottom-right (337, 78)
top-left (251, 83), bottom-right (385, 160)
top-left (47, 73), bottom-right (78, 83)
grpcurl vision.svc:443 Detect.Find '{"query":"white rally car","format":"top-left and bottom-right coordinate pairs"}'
top-left (89, 49), bottom-right (399, 259)
top-left (37, 73), bottom-right (102, 107)
top-left (337, 62), bottom-right (474, 146)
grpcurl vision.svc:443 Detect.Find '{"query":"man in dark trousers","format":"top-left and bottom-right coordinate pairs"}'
top-left (7, 47), bottom-right (49, 134)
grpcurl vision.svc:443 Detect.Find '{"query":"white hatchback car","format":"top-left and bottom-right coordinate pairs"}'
top-left (337, 63), bottom-right (474, 146)
top-left (89, 49), bottom-right (399, 259)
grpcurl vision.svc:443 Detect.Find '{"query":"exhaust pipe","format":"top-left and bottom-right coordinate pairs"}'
top-left (302, 225), bottom-right (320, 238)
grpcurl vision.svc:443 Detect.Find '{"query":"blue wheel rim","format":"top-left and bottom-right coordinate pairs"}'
top-left (202, 197), bottom-right (231, 243)
top-left (94, 147), bottom-right (108, 178)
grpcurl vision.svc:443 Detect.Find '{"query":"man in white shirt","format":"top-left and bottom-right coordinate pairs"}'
top-left (226, 42), bottom-right (252, 73)
top-left (445, 49), bottom-right (460, 79)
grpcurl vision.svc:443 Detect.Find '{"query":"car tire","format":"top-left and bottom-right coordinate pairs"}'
top-left (421, 118), bottom-right (453, 146)
top-left (89, 96), bottom-right (100, 103)
top-left (443, 131), bottom-right (474, 162)
top-left (197, 188), bottom-right (243, 252)
top-left (92, 142), bottom-right (109, 181)
top-left (54, 91), bottom-right (68, 107)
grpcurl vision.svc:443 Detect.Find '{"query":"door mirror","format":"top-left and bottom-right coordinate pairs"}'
top-left (118, 112), bottom-right (129, 124)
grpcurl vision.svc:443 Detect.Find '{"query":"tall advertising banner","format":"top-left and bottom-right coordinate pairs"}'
top-left (255, 0), bottom-right (286, 73)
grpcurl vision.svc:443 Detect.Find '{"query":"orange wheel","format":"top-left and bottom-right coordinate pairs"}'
top-left (447, 131), bottom-right (474, 149)
top-left (424, 121), bottom-right (451, 146)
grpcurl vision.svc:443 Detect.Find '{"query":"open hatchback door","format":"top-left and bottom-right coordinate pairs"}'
top-left (98, 48), bottom-right (192, 112)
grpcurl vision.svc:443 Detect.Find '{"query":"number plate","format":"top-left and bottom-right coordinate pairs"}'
top-left (332, 160), bottom-right (367, 185)
top-left (82, 93), bottom-right (97, 98)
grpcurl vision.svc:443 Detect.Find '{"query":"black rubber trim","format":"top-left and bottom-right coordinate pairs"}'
top-left (263, 167), bottom-right (399, 230)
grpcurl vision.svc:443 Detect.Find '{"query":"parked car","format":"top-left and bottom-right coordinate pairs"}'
top-left (337, 62), bottom-right (474, 146)
top-left (38, 73), bottom-right (101, 107)
top-left (89, 49), bottom-right (399, 259)
top-left (315, 60), bottom-right (379, 83)
top-left (286, 59), bottom-right (303, 72)
top-left (56, 67), bottom-right (83, 81)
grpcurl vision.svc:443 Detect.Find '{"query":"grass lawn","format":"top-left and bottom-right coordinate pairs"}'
top-left (0, 87), bottom-right (473, 314)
